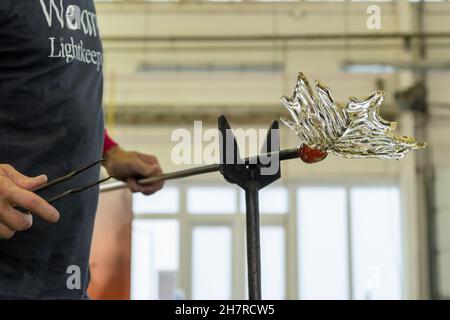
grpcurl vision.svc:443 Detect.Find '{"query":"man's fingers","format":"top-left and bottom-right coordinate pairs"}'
top-left (107, 151), bottom-right (164, 195)
top-left (139, 153), bottom-right (157, 165)
top-left (138, 182), bottom-right (164, 196)
top-left (145, 164), bottom-right (162, 177)
top-left (127, 177), bottom-right (164, 196)
top-left (0, 223), bottom-right (15, 239)
top-left (133, 160), bottom-right (164, 195)
top-left (5, 183), bottom-right (59, 223)
top-left (129, 159), bottom-right (159, 177)
top-left (0, 205), bottom-right (33, 231)
top-left (0, 165), bottom-right (47, 190)
top-left (127, 178), bottom-right (141, 193)
top-left (133, 161), bottom-right (164, 194)
top-left (141, 184), bottom-right (164, 196)
top-left (127, 178), bottom-right (162, 195)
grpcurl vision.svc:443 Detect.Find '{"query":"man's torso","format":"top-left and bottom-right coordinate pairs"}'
top-left (0, 0), bottom-right (104, 299)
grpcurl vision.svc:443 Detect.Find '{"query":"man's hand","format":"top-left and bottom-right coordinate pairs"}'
top-left (103, 146), bottom-right (164, 196)
top-left (0, 165), bottom-right (60, 239)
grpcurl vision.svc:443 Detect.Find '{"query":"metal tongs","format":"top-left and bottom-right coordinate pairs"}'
top-left (32, 159), bottom-right (111, 205)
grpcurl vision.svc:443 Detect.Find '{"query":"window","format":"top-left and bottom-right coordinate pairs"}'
top-left (131, 219), bottom-right (180, 299)
top-left (297, 186), bottom-right (402, 300)
top-left (192, 226), bottom-right (232, 299)
top-left (133, 186), bottom-right (179, 214)
top-left (243, 225), bottom-right (286, 299)
top-left (240, 186), bottom-right (288, 214)
top-left (350, 187), bottom-right (402, 299)
top-left (187, 186), bottom-right (237, 214)
top-left (297, 187), bottom-right (349, 299)
top-left (131, 183), bottom-right (402, 300)
top-left (260, 226), bottom-right (286, 299)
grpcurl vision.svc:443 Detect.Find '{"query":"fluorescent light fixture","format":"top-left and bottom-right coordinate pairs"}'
top-left (342, 62), bottom-right (396, 74)
top-left (343, 60), bottom-right (450, 74)
top-left (136, 62), bottom-right (284, 73)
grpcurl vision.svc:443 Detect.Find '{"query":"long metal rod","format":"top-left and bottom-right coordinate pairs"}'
top-left (34, 159), bottom-right (105, 193)
top-left (100, 164), bottom-right (219, 192)
top-left (245, 183), bottom-right (261, 300)
top-left (100, 147), bottom-right (299, 192)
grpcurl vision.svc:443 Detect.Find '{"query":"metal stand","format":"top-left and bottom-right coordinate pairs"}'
top-left (218, 115), bottom-right (281, 300)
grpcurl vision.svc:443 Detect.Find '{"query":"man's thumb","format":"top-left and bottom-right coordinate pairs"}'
top-left (1, 165), bottom-right (48, 190)
top-left (17, 175), bottom-right (48, 190)
top-left (131, 160), bottom-right (157, 177)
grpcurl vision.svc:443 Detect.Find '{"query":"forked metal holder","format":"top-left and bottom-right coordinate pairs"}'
top-left (100, 115), bottom-right (287, 300)
top-left (218, 115), bottom-right (281, 300)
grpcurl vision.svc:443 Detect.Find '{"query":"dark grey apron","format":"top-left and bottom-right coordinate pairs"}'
top-left (0, 0), bottom-right (104, 298)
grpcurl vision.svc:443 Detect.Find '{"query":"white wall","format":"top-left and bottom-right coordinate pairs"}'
top-left (97, 1), bottom-right (403, 110)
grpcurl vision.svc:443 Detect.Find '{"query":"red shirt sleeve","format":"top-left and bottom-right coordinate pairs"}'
top-left (103, 129), bottom-right (118, 155)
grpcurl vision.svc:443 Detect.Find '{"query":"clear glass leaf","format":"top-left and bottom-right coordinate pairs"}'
top-left (281, 73), bottom-right (426, 160)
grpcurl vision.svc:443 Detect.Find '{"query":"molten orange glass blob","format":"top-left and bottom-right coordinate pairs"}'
top-left (298, 144), bottom-right (328, 163)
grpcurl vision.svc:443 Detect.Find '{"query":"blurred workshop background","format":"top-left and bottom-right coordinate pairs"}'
top-left (86, 0), bottom-right (450, 300)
